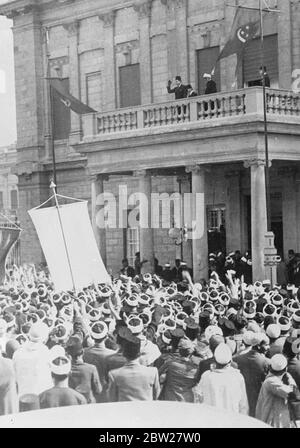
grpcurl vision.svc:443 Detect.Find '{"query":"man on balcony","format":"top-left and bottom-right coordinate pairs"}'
top-left (167, 76), bottom-right (188, 99)
top-left (203, 73), bottom-right (217, 95)
top-left (259, 66), bottom-right (270, 88)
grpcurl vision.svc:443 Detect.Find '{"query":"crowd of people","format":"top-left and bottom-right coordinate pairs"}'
top-left (0, 260), bottom-right (300, 428)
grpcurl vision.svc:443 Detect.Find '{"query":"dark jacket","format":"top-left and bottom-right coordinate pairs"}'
top-left (205, 80), bottom-right (217, 95)
top-left (188, 90), bottom-right (198, 97)
top-left (167, 83), bottom-right (188, 100)
top-left (69, 360), bottom-right (102, 403)
top-left (234, 349), bottom-right (270, 417)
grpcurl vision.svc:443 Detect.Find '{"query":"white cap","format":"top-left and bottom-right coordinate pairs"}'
top-left (51, 356), bottom-right (71, 375)
top-left (270, 354), bottom-right (287, 372)
top-left (91, 321), bottom-right (108, 339)
top-left (243, 331), bottom-right (257, 346)
top-left (127, 317), bottom-right (144, 334)
top-left (28, 322), bottom-right (49, 343)
top-left (266, 324), bottom-right (281, 339)
top-left (49, 344), bottom-right (65, 361)
top-left (203, 73), bottom-right (212, 79)
top-left (214, 343), bottom-right (232, 365)
top-left (205, 325), bottom-right (223, 343)
top-left (247, 321), bottom-right (261, 333)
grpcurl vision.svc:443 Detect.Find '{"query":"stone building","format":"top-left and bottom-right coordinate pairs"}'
top-left (0, 0), bottom-right (300, 280)
top-left (0, 144), bottom-right (18, 217)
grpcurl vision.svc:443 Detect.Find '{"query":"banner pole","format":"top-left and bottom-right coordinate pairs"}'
top-left (259, 0), bottom-right (271, 232)
top-left (50, 181), bottom-right (76, 293)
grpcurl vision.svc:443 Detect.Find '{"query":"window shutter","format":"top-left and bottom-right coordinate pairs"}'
top-left (119, 64), bottom-right (141, 108)
top-left (243, 34), bottom-right (278, 86)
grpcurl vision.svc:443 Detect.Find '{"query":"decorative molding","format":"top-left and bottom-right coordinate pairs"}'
top-left (133, 169), bottom-right (148, 177)
top-left (98, 11), bottom-right (115, 28)
top-left (2, 3), bottom-right (38, 20)
top-left (49, 56), bottom-right (69, 70)
top-left (133, 0), bottom-right (152, 18)
top-left (185, 165), bottom-right (208, 175)
top-left (243, 159), bottom-right (272, 169)
top-left (63, 20), bottom-right (79, 37)
top-left (115, 40), bottom-right (139, 55)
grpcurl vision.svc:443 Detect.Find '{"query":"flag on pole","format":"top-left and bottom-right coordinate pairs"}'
top-left (49, 78), bottom-right (97, 114)
top-left (0, 227), bottom-right (21, 283)
top-left (217, 7), bottom-right (260, 62)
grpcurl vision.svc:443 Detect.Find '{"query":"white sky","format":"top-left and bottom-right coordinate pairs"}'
top-left (0, 12), bottom-right (17, 147)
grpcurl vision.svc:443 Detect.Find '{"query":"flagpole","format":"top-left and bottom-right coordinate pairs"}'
top-left (45, 29), bottom-right (57, 190)
top-left (50, 181), bottom-right (76, 293)
top-left (259, 0), bottom-right (271, 231)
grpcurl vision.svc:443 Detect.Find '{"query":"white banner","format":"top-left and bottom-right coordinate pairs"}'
top-left (28, 201), bottom-right (111, 292)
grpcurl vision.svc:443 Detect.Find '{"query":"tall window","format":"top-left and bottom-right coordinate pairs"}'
top-left (51, 77), bottom-right (71, 140)
top-left (10, 190), bottom-right (18, 210)
top-left (119, 64), bottom-right (141, 108)
top-left (86, 71), bottom-right (102, 112)
top-left (197, 47), bottom-right (221, 95)
top-left (243, 34), bottom-right (278, 87)
top-left (207, 206), bottom-right (226, 231)
top-left (207, 205), bottom-right (226, 254)
top-left (126, 227), bottom-right (140, 268)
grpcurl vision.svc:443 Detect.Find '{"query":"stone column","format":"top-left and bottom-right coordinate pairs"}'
top-left (64, 21), bottom-right (81, 144)
top-left (174, 0), bottom-right (189, 82)
top-left (292, 1), bottom-right (300, 74)
top-left (134, 170), bottom-right (155, 274)
top-left (280, 168), bottom-right (297, 258)
top-left (134, 0), bottom-right (153, 104)
top-left (244, 159), bottom-right (268, 282)
top-left (91, 174), bottom-right (108, 266)
top-left (99, 12), bottom-right (116, 111)
top-left (177, 174), bottom-right (192, 266)
top-left (225, 170), bottom-right (242, 253)
top-left (186, 165), bottom-right (208, 282)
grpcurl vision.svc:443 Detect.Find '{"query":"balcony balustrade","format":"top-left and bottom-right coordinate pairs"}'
top-left (82, 87), bottom-right (300, 140)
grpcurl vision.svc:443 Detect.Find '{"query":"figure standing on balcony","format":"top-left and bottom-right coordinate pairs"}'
top-left (203, 73), bottom-right (217, 116)
top-left (259, 66), bottom-right (270, 88)
top-left (203, 73), bottom-right (217, 95)
top-left (167, 76), bottom-right (188, 99)
top-left (186, 84), bottom-right (198, 98)
top-left (167, 76), bottom-right (188, 120)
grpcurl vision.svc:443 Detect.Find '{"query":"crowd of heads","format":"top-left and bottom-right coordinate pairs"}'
top-left (0, 262), bottom-right (300, 423)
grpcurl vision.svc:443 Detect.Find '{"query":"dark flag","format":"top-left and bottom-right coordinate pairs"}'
top-left (217, 7), bottom-right (260, 62)
top-left (49, 78), bottom-right (97, 114)
top-left (0, 227), bottom-right (21, 283)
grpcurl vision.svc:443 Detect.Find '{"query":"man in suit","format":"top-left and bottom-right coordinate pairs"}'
top-left (167, 76), bottom-right (188, 119)
top-left (83, 322), bottom-right (116, 402)
top-left (259, 66), bottom-right (270, 88)
top-left (106, 333), bottom-right (160, 402)
top-left (167, 75), bottom-right (188, 99)
top-left (234, 332), bottom-right (270, 417)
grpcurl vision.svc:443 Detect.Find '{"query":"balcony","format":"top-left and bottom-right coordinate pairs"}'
top-left (78, 87), bottom-right (300, 174)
